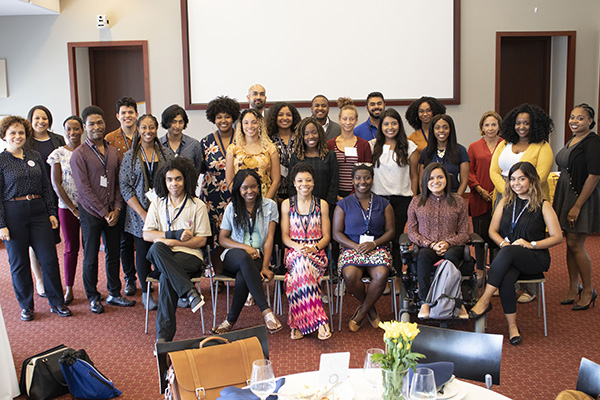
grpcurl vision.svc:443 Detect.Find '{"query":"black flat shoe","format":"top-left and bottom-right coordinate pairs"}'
top-left (572, 289), bottom-right (597, 311)
top-left (20, 308), bottom-right (34, 321)
top-left (106, 295), bottom-right (136, 307)
top-left (50, 305), bottom-right (73, 317)
top-left (90, 300), bottom-right (104, 314)
top-left (468, 303), bottom-right (493, 319)
top-left (509, 329), bottom-right (521, 345)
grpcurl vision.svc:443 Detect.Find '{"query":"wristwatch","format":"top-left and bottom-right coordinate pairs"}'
top-left (531, 241), bottom-right (537, 249)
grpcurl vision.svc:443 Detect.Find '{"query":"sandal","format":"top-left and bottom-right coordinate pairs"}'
top-left (264, 312), bottom-right (283, 334)
top-left (367, 308), bottom-right (381, 329)
top-left (318, 324), bottom-right (332, 340)
top-left (210, 319), bottom-right (234, 334)
top-left (349, 306), bottom-right (362, 333)
top-left (245, 294), bottom-right (255, 307)
top-left (290, 328), bottom-right (304, 340)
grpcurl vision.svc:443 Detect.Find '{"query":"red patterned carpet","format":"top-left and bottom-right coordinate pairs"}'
top-left (1, 236), bottom-right (599, 400)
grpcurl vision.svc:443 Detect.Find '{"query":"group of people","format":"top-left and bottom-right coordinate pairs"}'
top-left (1, 83), bottom-right (598, 346)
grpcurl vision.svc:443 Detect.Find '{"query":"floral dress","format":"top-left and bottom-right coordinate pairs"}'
top-left (200, 133), bottom-right (232, 240)
top-left (284, 196), bottom-right (329, 334)
top-left (228, 142), bottom-right (276, 198)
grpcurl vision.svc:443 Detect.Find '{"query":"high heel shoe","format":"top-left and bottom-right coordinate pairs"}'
top-left (560, 284), bottom-right (583, 305)
top-left (572, 289), bottom-right (597, 311)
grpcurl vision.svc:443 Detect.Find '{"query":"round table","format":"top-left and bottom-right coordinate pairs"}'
top-left (281, 369), bottom-right (511, 400)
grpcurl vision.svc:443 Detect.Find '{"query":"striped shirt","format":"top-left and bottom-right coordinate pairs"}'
top-left (327, 136), bottom-right (372, 194)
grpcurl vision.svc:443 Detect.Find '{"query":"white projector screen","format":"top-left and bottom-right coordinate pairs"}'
top-left (181, 0), bottom-right (460, 109)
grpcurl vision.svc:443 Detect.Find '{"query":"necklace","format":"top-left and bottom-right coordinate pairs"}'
top-left (436, 148), bottom-right (446, 159)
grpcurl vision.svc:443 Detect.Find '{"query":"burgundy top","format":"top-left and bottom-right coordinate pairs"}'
top-left (467, 137), bottom-right (502, 217)
top-left (407, 194), bottom-right (469, 248)
top-left (70, 138), bottom-right (124, 219)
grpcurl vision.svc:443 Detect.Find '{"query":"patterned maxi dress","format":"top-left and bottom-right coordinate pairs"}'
top-left (284, 196), bottom-right (329, 334)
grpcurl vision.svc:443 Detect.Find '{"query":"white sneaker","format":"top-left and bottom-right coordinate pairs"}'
top-left (517, 292), bottom-right (536, 303)
top-left (321, 294), bottom-right (330, 304)
top-left (334, 283), bottom-right (345, 297)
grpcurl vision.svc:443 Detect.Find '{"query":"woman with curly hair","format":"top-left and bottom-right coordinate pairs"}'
top-left (327, 97), bottom-right (372, 199)
top-left (419, 114), bottom-right (470, 196)
top-left (266, 102), bottom-right (301, 201)
top-left (490, 103), bottom-right (554, 303)
top-left (553, 104), bottom-right (600, 310)
top-left (200, 96), bottom-right (241, 242)
top-left (288, 117), bottom-right (338, 206)
top-left (226, 109), bottom-right (280, 200)
top-left (405, 96), bottom-right (447, 153)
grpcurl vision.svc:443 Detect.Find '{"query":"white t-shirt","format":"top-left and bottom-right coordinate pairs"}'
top-left (497, 143), bottom-right (525, 178)
top-left (369, 139), bottom-right (418, 196)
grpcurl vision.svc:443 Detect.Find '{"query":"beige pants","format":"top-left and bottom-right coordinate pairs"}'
top-left (555, 390), bottom-right (595, 400)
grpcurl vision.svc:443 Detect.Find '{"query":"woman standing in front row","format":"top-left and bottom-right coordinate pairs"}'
top-left (47, 116), bottom-right (84, 305)
top-left (0, 116), bottom-right (71, 321)
top-left (120, 114), bottom-right (169, 310)
top-left (281, 163), bottom-right (331, 340)
top-left (553, 104), bottom-right (600, 310)
top-left (469, 162), bottom-right (562, 345)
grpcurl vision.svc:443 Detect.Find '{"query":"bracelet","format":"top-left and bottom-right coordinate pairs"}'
top-left (372, 241), bottom-right (377, 248)
top-left (500, 240), bottom-right (507, 247)
top-left (314, 245), bottom-right (319, 252)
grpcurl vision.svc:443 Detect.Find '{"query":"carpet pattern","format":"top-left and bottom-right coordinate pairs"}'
top-left (1, 235), bottom-right (599, 400)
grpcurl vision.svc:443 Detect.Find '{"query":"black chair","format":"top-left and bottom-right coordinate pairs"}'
top-left (576, 358), bottom-right (600, 398)
top-left (411, 325), bottom-right (503, 387)
top-left (154, 325), bottom-right (269, 393)
top-left (398, 232), bottom-right (484, 328)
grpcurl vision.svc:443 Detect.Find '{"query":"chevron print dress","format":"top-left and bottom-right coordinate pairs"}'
top-left (284, 196), bottom-right (329, 334)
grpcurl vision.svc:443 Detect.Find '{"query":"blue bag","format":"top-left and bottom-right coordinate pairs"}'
top-left (59, 350), bottom-right (122, 399)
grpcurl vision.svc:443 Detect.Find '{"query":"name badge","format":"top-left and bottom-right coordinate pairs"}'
top-left (344, 147), bottom-right (358, 157)
top-left (359, 234), bottom-right (375, 244)
top-left (280, 165), bottom-right (288, 178)
top-left (100, 175), bottom-right (108, 187)
top-left (27, 160), bottom-right (36, 167)
top-left (383, 144), bottom-right (391, 154)
top-left (145, 188), bottom-right (158, 203)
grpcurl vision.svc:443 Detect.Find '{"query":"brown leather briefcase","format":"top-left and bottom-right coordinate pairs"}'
top-left (165, 336), bottom-right (265, 400)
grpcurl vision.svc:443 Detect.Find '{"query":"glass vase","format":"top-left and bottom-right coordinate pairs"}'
top-left (382, 368), bottom-right (409, 400)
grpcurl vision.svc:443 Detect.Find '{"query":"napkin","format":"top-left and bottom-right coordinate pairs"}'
top-left (408, 361), bottom-right (454, 388)
top-left (217, 378), bottom-right (286, 400)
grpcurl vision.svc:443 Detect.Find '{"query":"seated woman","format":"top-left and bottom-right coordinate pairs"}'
top-left (332, 163), bottom-right (395, 332)
top-left (468, 162), bottom-right (562, 345)
top-left (407, 163), bottom-right (470, 319)
top-left (212, 169), bottom-right (282, 334)
top-left (281, 162), bottom-right (332, 340)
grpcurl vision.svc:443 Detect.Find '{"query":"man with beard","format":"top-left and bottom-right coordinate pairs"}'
top-left (311, 94), bottom-right (342, 141)
top-left (354, 92), bottom-right (386, 141)
top-left (247, 84), bottom-right (268, 117)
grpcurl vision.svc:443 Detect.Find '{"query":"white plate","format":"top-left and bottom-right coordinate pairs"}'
top-left (278, 379), bottom-right (354, 400)
top-left (437, 379), bottom-right (466, 400)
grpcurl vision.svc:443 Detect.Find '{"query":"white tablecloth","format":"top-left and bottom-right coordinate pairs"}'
top-left (282, 369), bottom-right (511, 400)
top-left (0, 304), bottom-right (20, 400)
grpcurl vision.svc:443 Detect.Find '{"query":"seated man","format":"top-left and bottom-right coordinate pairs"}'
top-left (143, 157), bottom-right (211, 343)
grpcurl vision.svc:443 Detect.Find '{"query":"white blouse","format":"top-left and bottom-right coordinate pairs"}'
top-left (370, 140), bottom-right (417, 196)
top-left (497, 143), bottom-right (525, 178)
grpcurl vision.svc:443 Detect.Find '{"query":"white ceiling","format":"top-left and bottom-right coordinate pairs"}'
top-left (0, 0), bottom-right (60, 16)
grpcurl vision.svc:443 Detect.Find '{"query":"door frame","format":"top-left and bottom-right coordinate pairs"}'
top-left (495, 31), bottom-right (576, 144)
top-left (67, 41), bottom-right (151, 116)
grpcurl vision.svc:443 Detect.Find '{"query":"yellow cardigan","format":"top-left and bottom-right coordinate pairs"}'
top-left (489, 140), bottom-right (554, 200)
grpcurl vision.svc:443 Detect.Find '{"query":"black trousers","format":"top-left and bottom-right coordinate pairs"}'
top-left (133, 235), bottom-right (153, 293)
top-left (417, 246), bottom-right (464, 302)
top-left (3, 199), bottom-right (64, 309)
top-left (146, 242), bottom-right (202, 341)
top-left (79, 205), bottom-right (122, 302)
top-left (472, 209), bottom-right (497, 268)
top-left (487, 246), bottom-right (548, 314)
top-left (118, 206), bottom-right (136, 283)
top-left (223, 248), bottom-right (269, 323)
top-left (381, 195), bottom-right (411, 272)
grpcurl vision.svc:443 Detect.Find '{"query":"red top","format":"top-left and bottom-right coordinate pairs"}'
top-left (467, 137), bottom-right (503, 217)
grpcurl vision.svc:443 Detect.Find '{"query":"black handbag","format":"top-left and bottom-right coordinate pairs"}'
top-left (19, 344), bottom-right (93, 400)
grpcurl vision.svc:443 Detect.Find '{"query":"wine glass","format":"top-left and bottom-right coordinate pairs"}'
top-left (363, 348), bottom-right (384, 399)
top-left (250, 359), bottom-right (276, 400)
top-left (409, 367), bottom-right (436, 400)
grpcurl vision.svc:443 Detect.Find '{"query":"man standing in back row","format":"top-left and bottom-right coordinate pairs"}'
top-left (105, 96), bottom-right (139, 296)
top-left (311, 94), bottom-right (341, 141)
top-left (354, 92), bottom-right (386, 141)
top-left (247, 84), bottom-right (267, 117)
top-left (71, 105), bottom-right (136, 314)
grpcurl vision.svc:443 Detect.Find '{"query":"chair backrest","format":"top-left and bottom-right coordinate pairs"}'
top-left (576, 357), bottom-right (600, 397)
top-left (155, 325), bottom-right (269, 393)
top-left (411, 325), bottom-right (503, 385)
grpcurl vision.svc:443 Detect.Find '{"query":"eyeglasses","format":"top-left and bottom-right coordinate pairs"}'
top-left (354, 162), bottom-right (373, 167)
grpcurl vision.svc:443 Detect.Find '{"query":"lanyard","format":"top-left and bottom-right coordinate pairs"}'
top-left (355, 193), bottom-right (373, 235)
top-left (141, 146), bottom-right (156, 178)
top-left (166, 195), bottom-right (188, 231)
top-left (511, 200), bottom-right (529, 233)
top-left (86, 138), bottom-right (107, 174)
top-left (120, 130), bottom-right (133, 152)
top-left (421, 128), bottom-right (429, 143)
top-left (246, 209), bottom-right (257, 247)
top-left (215, 131), bottom-right (233, 156)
